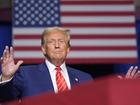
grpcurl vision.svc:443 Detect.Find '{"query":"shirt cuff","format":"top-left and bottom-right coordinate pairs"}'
top-left (0, 75), bottom-right (13, 84)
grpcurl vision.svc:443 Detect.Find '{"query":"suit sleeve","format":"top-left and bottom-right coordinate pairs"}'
top-left (0, 80), bottom-right (20, 102)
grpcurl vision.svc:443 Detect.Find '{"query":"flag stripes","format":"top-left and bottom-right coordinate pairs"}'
top-left (13, 0), bottom-right (137, 64)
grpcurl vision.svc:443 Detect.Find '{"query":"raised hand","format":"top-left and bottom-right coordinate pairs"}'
top-left (0, 46), bottom-right (23, 81)
top-left (125, 66), bottom-right (140, 79)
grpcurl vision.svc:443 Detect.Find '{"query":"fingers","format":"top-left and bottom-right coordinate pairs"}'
top-left (0, 46), bottom-right (14, 64)
top-left (2, 46), bottom-right (9, 62)
top-left (134, 70), bottom-right (140, 78)
top-left (126, 66), bottom-right (139, 79)
top-left (125, 66), bottom-right (133, 78)
top-left (117, 75), bottom-right (123, 79)
top-left (10, 46), bottom-right (14, 59)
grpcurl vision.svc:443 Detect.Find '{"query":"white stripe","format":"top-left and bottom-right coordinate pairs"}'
top-left (62, 16), bottom-right (135, 23)
top-left (13, 27), bottom-right (135, 35)
top-left (13, 39), bottom-right (136, 46)
top-left (13, 39), bottom-right (41, 46)
top-left (14, 51), bottom-right (137, 58)
top-left (68, 51), bottom-right (137, 58)
top-left (71, 39), bottom-right (136, 46)
top-left (14, 51), bottom-right (44, 58)
top-left (69, 27), bottom-right (136, 34)
top-left (13, 28), bottom-right (45, 35)
top-left (61, 5), bottom-right (135, 12)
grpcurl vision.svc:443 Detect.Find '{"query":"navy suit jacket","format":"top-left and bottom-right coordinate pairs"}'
top-left (0, 62), bottom-right (92, 102)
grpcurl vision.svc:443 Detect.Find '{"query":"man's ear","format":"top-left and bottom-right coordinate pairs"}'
top-left (41, 46), bottom-right (46, 55)
top-left (67, 47), bottom-right (70, 54)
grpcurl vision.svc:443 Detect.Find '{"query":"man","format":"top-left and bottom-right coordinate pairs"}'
top-left (0, 27), bottom-right (93, 102)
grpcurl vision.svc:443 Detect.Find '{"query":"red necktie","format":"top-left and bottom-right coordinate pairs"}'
top-left (55, 66), bottom-right (68, 92)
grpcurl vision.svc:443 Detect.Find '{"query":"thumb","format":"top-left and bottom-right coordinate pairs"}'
top-left (16, 60), bottom-right (24, 68)
top-left (117, 75), bottom-right (123, 79)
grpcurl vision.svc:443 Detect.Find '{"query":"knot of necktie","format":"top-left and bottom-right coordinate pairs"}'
top-left (55, 66), bottom-right (61, 72)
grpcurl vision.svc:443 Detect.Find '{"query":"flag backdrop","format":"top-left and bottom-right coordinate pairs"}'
top-left (12, 0), bottom-right (137, 64)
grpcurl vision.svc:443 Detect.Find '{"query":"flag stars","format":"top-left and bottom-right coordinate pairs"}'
top-left (31, 14), bottom-right (35, 18)
top-left (31, 7), bottom-right (35, 11)
top-left (50, 10), bottom-right (55, 14)
top-left (39, 7), bottom-right (43, 11)
top-left (39, 21), bottom-right (43, 25)
top-left (46, 0), bottom-right (51, 4)
top-left (38, 0), bottom-right (42, 4)
top-left (42, 4), bottom-right (47, 7)
top-left (23, 7), bottom-right (27, 11)
top-left (31, 21), bottom-right (35, 25)
top-left (15, 21), bottom-right (19, 25)
top-left (47, 21), bottom-right (51, 25)
top-left (47, 7), bottom-right (51, 11)
top-left (13, 0), bottom-right (60, 27)
top-left (55, 14), bottom-right (59, 18)
top-left (15, 14), bottom-right (19, 18)
top-left (23, 21), bottom-right (27, 25)
top-left (54, 7), bottom-right (58, 11)
top-left (35, 17), bottom-right (39, 21)
top-left (27, 17), bottom-right (32, 21)
top-left (35, 10), bottom-right (39, 15)
top-left (43, 17), bottom-right (47, 21)
top-left (23, 14), bottom-right (27, 18)
top-left (27, 3), bottom-right (31, 8)
top-left (47, 14), bottom-right (51, 18)
top-left (19, 3), bottom-right (23, 8)
top-left (30, 0), bottom-right (35, 4)
top-left (19, 10), bottom-right (23, 15)
top-left (15, 0), bottom-right (19, 4)
top-left (39, 14), bottom-right (43, 18)
top-left (23, 0), bottom-right (27, 4)
top-left (19, 17), bottom-right (24, 22)
top-left (35, 3), bottom-right (39, 7)
top-left (55, 21), bottom-right (59, 25)
top-left (51, 17), bottom-right (55, 21)
top-left (15, 7), bottom-right (19, 11)
top-left (42, 10), bottom-right (46, 14)
top-left (54, 0), bottom-right (58, 4)
top-left (50, 3), bottom-right (55, 8)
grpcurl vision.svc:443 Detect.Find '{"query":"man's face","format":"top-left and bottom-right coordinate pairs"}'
top-left (42, 30), bottom-right (70, 64)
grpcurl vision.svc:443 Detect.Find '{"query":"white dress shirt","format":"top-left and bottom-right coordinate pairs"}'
top-left (45, 60), bottom-right (71, 93)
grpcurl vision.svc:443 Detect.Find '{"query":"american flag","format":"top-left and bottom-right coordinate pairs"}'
top-left (12, 0), bottom-right (137, 64)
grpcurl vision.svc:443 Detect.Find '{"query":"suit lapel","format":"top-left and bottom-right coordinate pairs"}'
top-left (67, 67), bottom-right (80, 87)
top-left (38, 63), bottom-right (54, 92)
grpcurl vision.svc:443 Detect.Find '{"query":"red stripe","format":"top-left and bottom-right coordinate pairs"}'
top-left (62, 23), bottom-right (135, 27)
top-left (15, 58), bottom-right (44, 64)
top-left (61, 0), bottom-right (133, 5)
top-left (61, 12), bottom-right (135, 16)
top-left (15, 58), bottom-right (137, 64)
top-left (14, 34), bottom-right (136, 39)
top-left (14, 46), bottom-right (136, 51)
top-left (71, 46), bottom-right (137, 51)
top-left (15, 47), bottom-right (41, 51)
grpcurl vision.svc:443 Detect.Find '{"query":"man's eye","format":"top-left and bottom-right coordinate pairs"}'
top-left (47, 40), bottom-right (54, 44)
top-left (59, 40), bottom-right (65, 43)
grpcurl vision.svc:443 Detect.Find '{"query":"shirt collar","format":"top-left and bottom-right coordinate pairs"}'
top-left (45, 59), bottom-right (66, 72)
